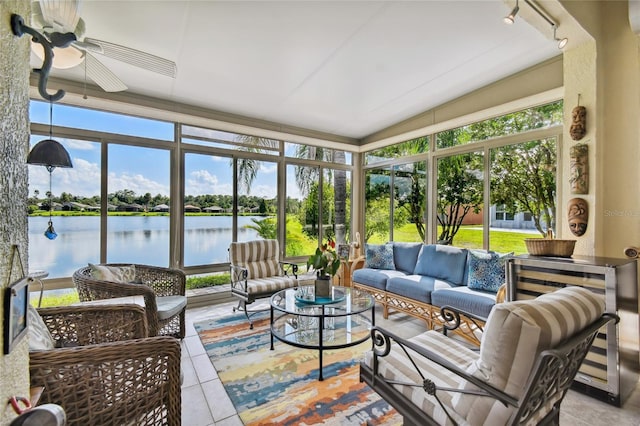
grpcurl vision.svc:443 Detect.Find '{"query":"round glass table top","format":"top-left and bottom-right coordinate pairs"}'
top-left (271, 285), bottom-right (375, 317)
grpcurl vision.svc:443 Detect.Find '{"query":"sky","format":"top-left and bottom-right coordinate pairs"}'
top-left (29, 100), bottom-right (302, 201)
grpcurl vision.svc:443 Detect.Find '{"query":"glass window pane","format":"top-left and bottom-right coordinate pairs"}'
top-left (237, 158), bottom-right (278, 243)
top-left (393, 162), bottom-right (426, 243)
top-left (490, 138), bottom-right (557, 254)
top-left (436, 152), bottom-right (484, 249)
top-left (30, 100), bottom-right (173, 141)
top-left (28, 137), bottom-right (101, 278)
top-left (285, 164), bottom-right (318, 257)
top-left (322, 167), bottom-right (351, 246)
top-left (285, 142), bottom-right (352, 165)
top-left (184, 153), bottom-right (234, 266)
top-left (182, 125), bottom-right (280, 155)
top-left (365, 137), bottom-right (429, 165)
top-left (364, 168), bottom-right (391, 244)
top-left (436, 101), bottom-right (563, 149)
top-left (107, 145), bottom-right (170, 265)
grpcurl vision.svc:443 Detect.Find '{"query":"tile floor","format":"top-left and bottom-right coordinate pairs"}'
top-left (180, 300), bottom-right (640, 426)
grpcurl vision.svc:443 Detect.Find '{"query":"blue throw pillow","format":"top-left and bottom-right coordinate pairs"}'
top-left (467, 250), bottom-right (512, 292)
top-left (364, 243), bottom-right (395, 270)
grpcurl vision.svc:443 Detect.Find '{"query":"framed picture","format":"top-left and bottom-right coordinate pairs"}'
top-left (3, 277), bottom-right (29, 354)
top-left (337, 244), bottom-right (350, 259)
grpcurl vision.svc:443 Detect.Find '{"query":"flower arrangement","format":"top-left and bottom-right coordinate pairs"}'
top-left (307, 237), bottom-right (341, 279)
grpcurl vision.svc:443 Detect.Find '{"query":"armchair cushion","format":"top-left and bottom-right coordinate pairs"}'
top-left (229, 239), bottom-right (280, 279)
top-left (156, 295), bottom-right (188, 321)
top-left (27, 305), bottom-right (55, 351)
top-left (88, 263), bottom-right (136, 283)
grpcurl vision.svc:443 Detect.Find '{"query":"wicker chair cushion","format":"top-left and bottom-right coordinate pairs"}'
top-left (452, 286), bottom-right (605, 425)
top-left (27, 305), bottom-right (55, 350)
top-left (156, 295), bottom-right (187, 320)
top-left (89, 263), bottom-right (136, 283)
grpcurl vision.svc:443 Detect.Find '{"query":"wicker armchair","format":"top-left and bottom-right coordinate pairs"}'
top-left (73, 263), bottom-right (186, 338)
top-left (30, 304), bottom-right (181, 426)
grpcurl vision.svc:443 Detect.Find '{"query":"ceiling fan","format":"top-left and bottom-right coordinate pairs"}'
top-left (30, 0), bottom-right (176, 93)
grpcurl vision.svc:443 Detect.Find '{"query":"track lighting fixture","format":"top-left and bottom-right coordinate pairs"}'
top-left (553, 25), bottom-right (568, 49)
top-left (503, 0), bottom-right (519, 25)
top-left (504, 0), bottom-right (568, 50)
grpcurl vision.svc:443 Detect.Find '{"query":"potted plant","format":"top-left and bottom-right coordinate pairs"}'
top-left (307, 238), bottom-right (341, 297)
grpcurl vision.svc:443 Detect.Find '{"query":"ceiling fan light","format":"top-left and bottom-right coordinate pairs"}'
top-left (32, 43), bottom-right (84, 69)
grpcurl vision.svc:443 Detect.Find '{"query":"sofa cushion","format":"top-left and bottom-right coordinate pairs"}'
top-left (392, 242), bottom-right (423, 274)
top-left (364, 243), bottom-right (395, 270)
top-left (467, 250), bottom-right (511, 293)
top-left (431, 287), bottom-right (496, 319)
top-left (387, 275), bottom-right (454, 304)
top-left (413, 245), bottom-right (468, 286)
top-left (452, 286), bottom-right (605, 425)
top-left (353, 268), bottom-right (407, 291)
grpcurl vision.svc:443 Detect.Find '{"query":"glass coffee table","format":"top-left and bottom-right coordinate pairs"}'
top-left (270, 285), bottom-right (375, 381)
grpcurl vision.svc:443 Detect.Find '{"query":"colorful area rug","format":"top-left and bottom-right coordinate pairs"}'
top-left (195, 311), bottom-right (402, 426)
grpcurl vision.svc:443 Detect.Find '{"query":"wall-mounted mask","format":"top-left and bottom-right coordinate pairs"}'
top-left (568, 197), bottom-right (588, 237)
top-left (570, 105), bottom-right (586, 141)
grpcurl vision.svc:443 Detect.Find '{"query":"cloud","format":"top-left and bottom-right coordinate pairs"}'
top-left (186, 170), bottom-right (233, 196)
top-left (29, 157), bottom-right (101, 197)
top-left (108, 172), bottom-right (169, 196)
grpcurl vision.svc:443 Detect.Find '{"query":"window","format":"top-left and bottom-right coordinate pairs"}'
top-left (28, 136), bottom-right (101, 278)
top-left (106, 144), bottom-right (171, 265)
top-left (365, 137), bottom-right (429, 165)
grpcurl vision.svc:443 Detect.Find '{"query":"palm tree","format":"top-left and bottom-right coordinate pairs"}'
top-left (235, 137), bottom-right (350, 249)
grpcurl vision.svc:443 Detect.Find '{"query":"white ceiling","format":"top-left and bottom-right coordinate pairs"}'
top-left (36, 1), bottom-right (561, 139)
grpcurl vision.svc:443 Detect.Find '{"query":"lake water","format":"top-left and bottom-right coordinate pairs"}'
top-left (28, 216), bottom-right (262, 278)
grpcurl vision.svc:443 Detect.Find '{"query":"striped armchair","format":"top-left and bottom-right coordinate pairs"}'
top-left (360, 286), bottom-right (617, 425)
top-left (229, 239), bottom-right (298, 328)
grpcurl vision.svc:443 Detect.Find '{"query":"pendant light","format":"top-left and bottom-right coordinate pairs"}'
top-left (27, 101), bottom-right (73, 240)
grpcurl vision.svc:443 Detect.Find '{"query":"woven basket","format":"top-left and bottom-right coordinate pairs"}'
top-left (525, 239), bottom-right (576, 257)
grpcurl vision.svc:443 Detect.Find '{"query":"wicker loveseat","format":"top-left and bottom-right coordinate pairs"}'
top-left (29, 304), bottom-right (182, 426)
top-left (73, 263), bottom-right (187, 338)
top-left (229, 239), bottom-right (298, 328)
top-left (352, 243), bottom-right (508, 345)
top-left (360, 286), bottom-right (617, 425)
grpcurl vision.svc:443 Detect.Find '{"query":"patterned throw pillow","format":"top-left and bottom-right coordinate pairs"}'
top-left (27, 304), bottom-right (55, 351)
top-left (89, 263), bottom-right (137, 283)
top-left (364, 243), bottom-right (395, 270)
top-left (467, 250), bottom-right (512, 293)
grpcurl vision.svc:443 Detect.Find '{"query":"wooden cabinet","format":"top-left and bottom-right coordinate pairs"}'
top-left (507, 255), bottom-right (639, 406)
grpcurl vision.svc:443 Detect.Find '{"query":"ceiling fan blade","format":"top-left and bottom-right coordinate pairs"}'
top-left (84, 37), bottom-right (177, 78)
top-left (38, 0), bottom-right (81, 33)
top-left (73, 39), bottom-right (103, 54)
top-left (84, 53), bottom-right (127, 92)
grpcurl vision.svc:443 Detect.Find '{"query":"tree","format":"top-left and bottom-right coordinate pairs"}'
top-left (491, 139), bottom-right (557, 235)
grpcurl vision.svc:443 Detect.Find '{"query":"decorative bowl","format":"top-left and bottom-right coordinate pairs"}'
top-left (524, 239), bottom-right (576, 257)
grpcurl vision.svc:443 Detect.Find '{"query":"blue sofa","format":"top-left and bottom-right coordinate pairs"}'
top-left (352, 243), bottom-right (508, 344)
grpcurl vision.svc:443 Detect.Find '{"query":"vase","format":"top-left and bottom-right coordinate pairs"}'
top-left (314, 276), bottom-right (331, 298)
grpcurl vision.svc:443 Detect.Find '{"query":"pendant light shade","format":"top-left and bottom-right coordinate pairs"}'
top-left (27, 138), bottom-right (73, 171)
